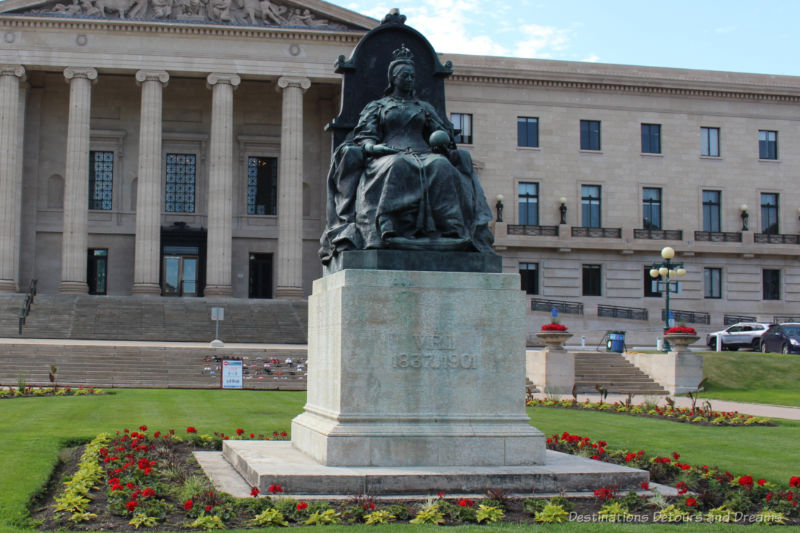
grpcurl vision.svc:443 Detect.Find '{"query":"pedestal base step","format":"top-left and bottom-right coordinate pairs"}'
top-left (218, 441), bottom-right (648, 496)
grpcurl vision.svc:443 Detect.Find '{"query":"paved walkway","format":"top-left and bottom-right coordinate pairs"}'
top-left (531, 393), bottom-right (800, 421)
top-left (0, 337), bottom-right (307, 350)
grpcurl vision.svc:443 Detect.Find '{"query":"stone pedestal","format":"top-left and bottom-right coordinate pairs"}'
top-left (526, 344), bottom-right (575, 395)
top-left (290, 269), bottom-right (545, 467)
top-left (623, 343), bottom-right (703, 395)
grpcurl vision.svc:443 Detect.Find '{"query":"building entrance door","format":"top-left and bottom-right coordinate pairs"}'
top-left (162, 247), bottom-right (199, 297)
top-left (87, 248), bottom-right (108, 295)
top-left (248, 253), bottom-right (273, 299)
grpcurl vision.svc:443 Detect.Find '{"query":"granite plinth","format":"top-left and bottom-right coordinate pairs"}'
top-left (323, 249), bottom-right (502, 275)
top-left (222, 441), bottom-right (649, 496)
top-left (290, 269), bottom-right (545, 466)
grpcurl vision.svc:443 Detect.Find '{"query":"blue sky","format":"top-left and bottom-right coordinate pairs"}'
top-left (328, 0), bottom-right (799, 77)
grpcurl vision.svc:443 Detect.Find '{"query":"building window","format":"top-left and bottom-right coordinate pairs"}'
top-left (704, 267), bottom-right (722, 299)
top-left (759, 130), bottom-right (778, 160)
top-left (642, 187), bottom-right (662, 230)
top-left (763, 269), bottom-right (781, 300)
top-left (165, 153), bottom-right (196, 213)
top-left (644, 267), bottom-right (661, 298)
top-left (451, 113), bottom-right (473, 144)
top-left (518, 182), bottom-right (539, 225)
top-left (702, 190), bottom-right (721, 232)
top-left (89, 151), bottom-right (113, 210)
top-left (761, 193), bottom-right (779, 234)
top-left (701, 127), bottom-right (720, 157)
top-left (581, 185), bottom-right (601, 228)
top-left (582, 264), bottom-right (602, 296)
top-left (580, 120), bottom-right (601, 150)
top-left (247, 156), bottom-right (278, 215)
top-left (641, 123), bottom-right (661, 154)
top-left (517, 117), bottom-right (539, 147)
top-left (519, 262), bottom-right (539, 295)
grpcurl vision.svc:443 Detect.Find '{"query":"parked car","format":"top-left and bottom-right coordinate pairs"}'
top-left (705, 322), bottom-right (772, 351)
top-left (760, 323), bottom-right (800, 354)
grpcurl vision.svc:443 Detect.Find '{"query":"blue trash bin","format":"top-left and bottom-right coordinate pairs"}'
top-left (608, 331), bottom-right (626, 353)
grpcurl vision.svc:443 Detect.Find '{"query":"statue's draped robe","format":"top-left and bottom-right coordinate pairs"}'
top-left (319, 96), bottom-right (495, 263)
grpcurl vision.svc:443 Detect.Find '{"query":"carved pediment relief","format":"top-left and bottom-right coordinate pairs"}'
top-left (3, 0), bottom-right (372, 30)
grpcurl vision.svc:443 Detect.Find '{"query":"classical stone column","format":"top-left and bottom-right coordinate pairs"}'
top-left (275, 76), bottom-right (310, 299)
top-left (60, 67), bottom-right (97, 294)
top-left (0, 65), bottom-right (26, 292)
top-left (131, 70), bottom-right (169, 295)
top-left (204, 73), bottom-right (240, 298)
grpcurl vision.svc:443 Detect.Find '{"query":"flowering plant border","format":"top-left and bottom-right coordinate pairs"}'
top-left (541, 323), bottom-right (568, 332)
top-left (0, 385), bottom-right (106, 399)
top-left (526, 397), bottom-right (774, 426)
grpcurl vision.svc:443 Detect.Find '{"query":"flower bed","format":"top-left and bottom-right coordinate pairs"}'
top-left (541, 323), bottom-right (568, 332)
top-left (665, 326), bottom-right (697, 335)
top-left (37, 425), bottom-right (798, 528)
top-left (526, 397), bottom-right (775, 426)
top-left (0, 385), bottom-right (106, 399)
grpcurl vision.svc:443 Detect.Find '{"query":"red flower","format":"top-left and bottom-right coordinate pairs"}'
top-left (126, 500), bottom-right (137, 513)
top-left (457, 498), bottom-right (474, 507)
top-left (280, 431), bottom-right (288, 437)
top-left (184, 500), bottom-right (193, 510)
top-left (126, 482), bottom-right (135, 490)
top-left (142, 488), bottom-right (156, 498)
top-left (685, 497), bottom-right (697, 507)
top-left (250, 433), bottom-right (255, 438)
top-left (186, 426), bottom-right (197, 433)
top-left (681, 464), bottom-right (691, 471)
top-left (790, 476), bottom-right (800, 488)
top-left (153, 431), bottom-right (161, 438)
top-left (758, 479), bottom-right (767, 486)
top-left (541, 323), bottom-right (568, 332)
top-left (672, 452), bottom-right (681, 461)
top-left (236, 428), bottom-right (245, 436)
top-left (139, 425), bottom-right (147, 431)
top-left (268, 484), bottom-right (283, 494)
top-left (363, 502), bottom-right (375, 511)
top-left (625, 453), bottom-right (636, 462)
top-left (297, 501), bottom-right (309, 511)
top-left (594, 488), bottom-right (614, 500)
top-left (665, 326), bottom-right (697, 335)
top-left (205, 505), bottom-right (212, 512)
top-left (143, 467), bottom-right (152, 475)
top-left (250, 487), bottom-right (260, 497)
top-left (640, 482), bottom-right (650, 490)
top-left (766, 493), bottom-right (773, 501)
top-left (437, 492), bottom-right (445, 498)
top-left (676, 482), bottom-right (688, 495)
top-left (739, 475), bottom-right (754, 488)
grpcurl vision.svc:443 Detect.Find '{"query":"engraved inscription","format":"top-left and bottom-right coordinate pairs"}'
top-left (391, 353), bottom-right (479, 370)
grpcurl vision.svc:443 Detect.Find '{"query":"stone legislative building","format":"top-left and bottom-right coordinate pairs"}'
top-left (1, 0), bottom-right (800, 329)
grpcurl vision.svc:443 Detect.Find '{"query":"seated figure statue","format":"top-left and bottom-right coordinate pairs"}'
top-left (319, 45), bottom-right (495, 264)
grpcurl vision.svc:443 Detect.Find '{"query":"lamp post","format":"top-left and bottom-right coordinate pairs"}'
top-left (495, 194), bottom-right (504, 222)
top-left (649, 246), bottom-right (687, 352)
top-left (740, 204), bottom-right (749, 231)
top-left (559, 197), bottom-right (567, 224)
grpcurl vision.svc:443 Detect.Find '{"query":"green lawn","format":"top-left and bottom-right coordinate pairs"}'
top-left (1, 389), bottom-right (798, 532)
top-left (700, 351), bottom-right (800, 407)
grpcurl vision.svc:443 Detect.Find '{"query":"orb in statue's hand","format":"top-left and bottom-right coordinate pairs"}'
top-left (429, 129), bottom-right (450, 149)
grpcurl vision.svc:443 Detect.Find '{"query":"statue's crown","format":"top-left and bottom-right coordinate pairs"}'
top-left (392, 44), bottom-right (414, 62)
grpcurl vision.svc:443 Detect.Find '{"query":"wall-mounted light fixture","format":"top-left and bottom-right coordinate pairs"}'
top-left (740, 204), bottom-right (749, 231)
top-left (495, 194), bottom-right (504, 222)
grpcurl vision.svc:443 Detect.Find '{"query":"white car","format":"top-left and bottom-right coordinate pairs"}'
top-left (705, 322), bottom-right (773, 351)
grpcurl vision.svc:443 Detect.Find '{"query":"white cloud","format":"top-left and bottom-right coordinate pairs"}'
top-left (583, 54), bottom-right (600, 62)
top-left (512, 24), bottom-right (571, 59)
top-left (714, 25), bottom-right (737, 34)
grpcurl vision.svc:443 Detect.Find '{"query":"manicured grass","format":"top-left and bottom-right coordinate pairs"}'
top-left (700, 351), bottom-right (800, 407)
top-left (0, 389), bottom-right (797, 532)
top-left (528, 406), bottom-right (800, 482)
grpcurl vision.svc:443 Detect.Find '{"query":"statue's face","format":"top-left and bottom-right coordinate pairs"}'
top-left (393, 64), bottom-right (415, 93)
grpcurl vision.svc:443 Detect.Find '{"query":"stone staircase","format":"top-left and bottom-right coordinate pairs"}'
top-left (0, 343), bottom-right (308, 389)
top-left (0, 295), bottom-right (307, 344)
top-left (573, 351), bottom-right (668, 395)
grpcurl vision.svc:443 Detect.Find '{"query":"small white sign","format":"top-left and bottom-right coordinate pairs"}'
top-left (211, 307), bottom-right (224, 321)
top-left (221, 359), bottom-right (242, 389)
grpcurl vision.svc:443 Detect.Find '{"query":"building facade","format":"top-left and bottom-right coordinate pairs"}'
top-left (1, 1), bottom-right (799, 329)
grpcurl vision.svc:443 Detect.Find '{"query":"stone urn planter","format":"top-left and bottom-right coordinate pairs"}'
top-left (535, 331), bottom-right (573, 350)
top-left (663, 334), bottom-right (700, 350)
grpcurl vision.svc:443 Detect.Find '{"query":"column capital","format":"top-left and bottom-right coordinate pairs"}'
top-left (0, 65), bottom-right (25, 81)
top-left (276, 76), bottom-right (311, 92)
top-left (206, 72), bottom-right (241, 89)
top-left (135, 70), bottom-right (169, 86)
top-left (63, 66), bottom-right (98, 82)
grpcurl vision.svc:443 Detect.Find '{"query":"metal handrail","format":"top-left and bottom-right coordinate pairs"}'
top-left (18, 279), bottom-right (38, 335)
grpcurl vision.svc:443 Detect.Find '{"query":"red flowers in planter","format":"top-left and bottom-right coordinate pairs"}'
top-left (665, 326), bottom-right (697, 335)
top-left (268, 484), bottom-right (283, 494)
top-left (541, 323), bottom-right (568, 332)
top-left (250, 487), bottom-right (260, 497)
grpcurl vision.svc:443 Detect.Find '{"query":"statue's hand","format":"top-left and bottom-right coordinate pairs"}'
top-left (364, 143), bottom-right (399, 156)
